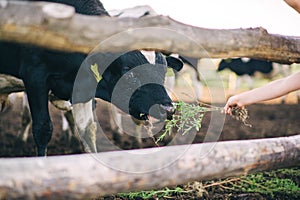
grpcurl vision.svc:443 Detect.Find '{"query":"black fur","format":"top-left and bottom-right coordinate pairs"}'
top-left (218, 58), bottom-right (273, 76)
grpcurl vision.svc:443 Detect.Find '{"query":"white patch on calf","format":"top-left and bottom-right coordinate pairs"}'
top-left (170, 53), bottom-right (179, 58)
top-left (164, 76), bottom-right (175, 100)
top-left (61, 112), bottom-right (69, 131)
top-left (140, 50), bottom-right (156, 64)
top-left (8, 93), bottom-right (18, 104)
top-left (22, 92), bottom-right (29, 109)
top-left (241, 57), bottom-right (250, 63)
top-left (72, 99), bottom-right (94, 131)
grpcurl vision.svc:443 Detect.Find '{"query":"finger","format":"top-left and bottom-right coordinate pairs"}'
top-left (224, 106), bottom-right (231, 115)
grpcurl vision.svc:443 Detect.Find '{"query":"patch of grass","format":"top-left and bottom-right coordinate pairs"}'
top-left (113, 168), bottom-right (300, 199)
top-left (204, 168), bottom-right (300, 198)
top-left (233, 173), bottom-right (299, 197)
top-left (118, 187), bottom-right (187, 199)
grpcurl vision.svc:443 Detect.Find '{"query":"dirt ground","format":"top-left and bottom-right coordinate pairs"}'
top-left (0, 97), bottom-right (299, 199)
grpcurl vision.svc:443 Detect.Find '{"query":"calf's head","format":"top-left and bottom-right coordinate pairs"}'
top-left (94, 50), bottom-right (183, 123)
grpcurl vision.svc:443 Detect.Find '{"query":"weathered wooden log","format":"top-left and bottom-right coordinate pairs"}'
top-left (0, 74), bottom-right (24, 94)
top-left (0, 1), bottom-right (300, 63)
top-left (0, 134), bottom-right (299, 199)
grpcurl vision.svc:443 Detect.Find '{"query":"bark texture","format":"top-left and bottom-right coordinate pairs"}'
top-left (0, 135), bottom-right (299, 199)
top-left (0, 1), bottom-right (299, 63)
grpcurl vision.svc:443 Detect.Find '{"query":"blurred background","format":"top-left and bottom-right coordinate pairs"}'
top-left (102, 0), bottom-right (300, 36)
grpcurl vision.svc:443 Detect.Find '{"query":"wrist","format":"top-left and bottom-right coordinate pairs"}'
top-left (232, 94), bottom-right (247, 107)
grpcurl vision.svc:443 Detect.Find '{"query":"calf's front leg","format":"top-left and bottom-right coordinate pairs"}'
top-left (72, 99), bottom-right (97, 153)
top-left (24, 79), bottom-right (52, 156)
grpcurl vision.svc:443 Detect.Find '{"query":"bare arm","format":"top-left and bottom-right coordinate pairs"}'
top-left (284, 0), bottom-right (300, 13)
top-left (224, 0), bottom-right (300, 114)
top-left (224, 71), bottom-right (300, 114)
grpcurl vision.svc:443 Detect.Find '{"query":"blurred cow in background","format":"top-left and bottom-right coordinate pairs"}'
top-left (217, 57), bottom-right (299, 102)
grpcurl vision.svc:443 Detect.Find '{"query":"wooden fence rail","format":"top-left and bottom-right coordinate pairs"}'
top-left (0, 1), bottom-right (300, 63)
top-left (0, 135), bottom-right (299, 199)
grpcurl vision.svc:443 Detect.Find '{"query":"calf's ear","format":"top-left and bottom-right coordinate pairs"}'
top-left (166, 56), bottom-right (183, 72)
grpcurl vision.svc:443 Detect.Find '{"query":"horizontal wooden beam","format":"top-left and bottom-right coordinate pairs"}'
top-left (0, 134), bottom-right (299, 199)
top-left (0, 1), bottom-right (300, 63)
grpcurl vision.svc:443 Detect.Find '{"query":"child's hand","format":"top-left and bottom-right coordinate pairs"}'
top-left (224, 95), bottom-right (244, 115)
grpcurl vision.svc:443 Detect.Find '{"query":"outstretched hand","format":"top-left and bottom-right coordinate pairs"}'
top-left (224, 95), bottom-right (245, 115)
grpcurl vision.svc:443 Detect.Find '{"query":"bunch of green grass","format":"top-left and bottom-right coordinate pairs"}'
top-left (156, 101), bottom-right (222, 143)
top-left (156, 101), bottom-right (251, 143)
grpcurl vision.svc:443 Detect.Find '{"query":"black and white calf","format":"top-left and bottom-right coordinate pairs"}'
top-left (0, 0), bottom-right (183, 156)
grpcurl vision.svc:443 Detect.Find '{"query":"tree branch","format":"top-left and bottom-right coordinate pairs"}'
top-left (0, 135), bottom-right (299, 199)
top-left (0, 1), bottom-right (300, 63)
